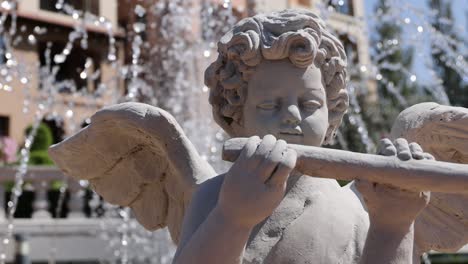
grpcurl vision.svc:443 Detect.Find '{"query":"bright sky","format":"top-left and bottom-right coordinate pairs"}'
top-left (363, 0), bottom-right (466, 85)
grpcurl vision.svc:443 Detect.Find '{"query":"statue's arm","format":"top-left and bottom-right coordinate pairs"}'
top-left (173, 178), bottom-right (253, 264)
top-left (357, 138), bottom-right (431, 264)
top-left (174, 175), bottom-right (251, 264)
top-left (359, 210), bottom-right (417, 263)
top-left (174, 135), bottom-right (297, 264)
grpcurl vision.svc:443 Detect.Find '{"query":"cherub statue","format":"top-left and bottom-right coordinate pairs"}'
top-left (49, 10), bottom-right (468, 264)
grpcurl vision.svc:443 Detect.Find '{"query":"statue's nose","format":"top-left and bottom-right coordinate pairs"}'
top-left (282, 105), bottom-right (302, 125)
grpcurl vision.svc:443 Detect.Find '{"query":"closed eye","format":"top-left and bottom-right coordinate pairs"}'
top-left (301, 100), bottom-right (322, 110)
top-left (257, 102), bottom-right (279, 110)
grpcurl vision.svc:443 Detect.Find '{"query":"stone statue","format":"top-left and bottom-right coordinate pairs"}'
top-left (48, 10), bottom-right (468, 264)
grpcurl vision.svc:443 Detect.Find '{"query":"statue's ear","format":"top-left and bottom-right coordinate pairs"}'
top-left (324, 90), bottom-right (349, 145)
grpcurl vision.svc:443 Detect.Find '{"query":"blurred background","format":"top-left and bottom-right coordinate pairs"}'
top-left (0, 0), bottom-right (466, 263)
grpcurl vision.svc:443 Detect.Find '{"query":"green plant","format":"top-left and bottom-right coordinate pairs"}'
top-left (29, 150), bottom-right (54, 165)
top-left (25, 123), bottom-right (53, 152)
top-left (24, 122), bottom-right (54, 165)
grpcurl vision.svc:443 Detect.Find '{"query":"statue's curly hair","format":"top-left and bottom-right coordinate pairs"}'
top-left (205, 9), bottom-right (349, 143)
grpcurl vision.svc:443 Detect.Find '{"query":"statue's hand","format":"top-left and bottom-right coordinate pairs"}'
top-left (356, 138), bottom-right (433, 227)
top-left (217, 135), bottom-right (297, 228)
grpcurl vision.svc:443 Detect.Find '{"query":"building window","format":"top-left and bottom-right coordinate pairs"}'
top-left (328, 0), bottom-right (354, 16)
top-left (0, 116), bottom-right (9, 136)
top-left (38, 42), bottom-right (101, 92)
top-left (40, 0), bottom-right (100, 16)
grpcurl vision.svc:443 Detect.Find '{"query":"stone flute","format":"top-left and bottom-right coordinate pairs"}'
top-left (223, 137), bottom-right (468, 194)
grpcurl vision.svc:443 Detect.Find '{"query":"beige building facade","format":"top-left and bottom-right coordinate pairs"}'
top-left (0, 0), bottom-right (125, 145)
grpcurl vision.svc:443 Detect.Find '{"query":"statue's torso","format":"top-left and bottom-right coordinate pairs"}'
top-left (190, 176), bottom-right (369, 264)
top-left (242, 176), bottom-right (369, 264)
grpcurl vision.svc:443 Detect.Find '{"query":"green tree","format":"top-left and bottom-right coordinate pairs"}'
top-left (428, 0), bottom-right (468, 107)
top-left (361, 0), bottom-right (427, 146)
top-left (25, 123), bottom-right (54, 165)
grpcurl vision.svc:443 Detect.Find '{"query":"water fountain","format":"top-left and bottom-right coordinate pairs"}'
top-left (0, 0), bottom-right (466, 263)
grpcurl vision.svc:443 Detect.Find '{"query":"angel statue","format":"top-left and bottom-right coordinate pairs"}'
top-left (49, 10), bottom-right (468, 264)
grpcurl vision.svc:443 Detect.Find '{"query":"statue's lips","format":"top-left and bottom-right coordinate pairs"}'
top-left (279, 128), bottom-right (303, 136)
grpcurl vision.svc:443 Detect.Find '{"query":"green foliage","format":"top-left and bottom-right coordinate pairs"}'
top-left (24, 122), bottom-right (54, 165)
top-left (427, 253), bottom-right (468, 263)
top-left (429, 0), bottom-right (468, 107)
top-left (29, 150), bottom-right (54, 165)
top-left (371, 0), bottom-right (420, 135)
top-left (25, 123), bottom-right (53, 151)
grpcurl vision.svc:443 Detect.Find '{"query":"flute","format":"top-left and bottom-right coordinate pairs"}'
top-left (222, 138), bottom-right (468, 194)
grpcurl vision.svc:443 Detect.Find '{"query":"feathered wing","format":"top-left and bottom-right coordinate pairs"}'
top-left (391, 102), bottom-right (468, 253)
top-left (48, 102), bottom-right (216, 244)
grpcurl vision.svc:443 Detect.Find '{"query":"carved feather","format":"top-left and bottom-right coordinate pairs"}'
top-left (49, 102), bottom-right (216, 244)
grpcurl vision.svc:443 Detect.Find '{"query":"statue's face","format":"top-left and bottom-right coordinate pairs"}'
top-left (241, 59), bottom-right (329, 146)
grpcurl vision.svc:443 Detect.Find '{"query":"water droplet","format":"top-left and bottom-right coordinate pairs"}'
top-left (119, 210), bottom-right (128, 218)
top-left (28, 34), bottom-right (37, 45)
top-left (133, 22), bottom-right (146, 33)
top-left (79, 180), bottom-right (89, 187)
top-left (80, 71), bottom-right (87, 79)
top-left (1, 1), bottom-right (12, 10)
top-left (54, 54), bottom-right (66, 63)
top-left (107, 53), bottom-right (116, 61)
top-left (66, 109), bottom-right (74, 118)
top-left (3, 85), bottom-right (11, 91)
top-left (134, 4), bottom-right (146, 17)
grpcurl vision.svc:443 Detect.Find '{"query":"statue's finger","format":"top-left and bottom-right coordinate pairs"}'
top-left (395, 138), bottom-right (412, 161)
top-left (266, 148), bottom-right (296, 188)
top-left (423, 152), bottom-right (435, 160)
top-left (236, 136), bottom-right (260, 166)
top-left (378, 138), bottom-right (396, 156)
top-left (409, 142), bottom-right (424, 160)
top-left (252, 134), bottom-right (277, 165)
top-left (258, 139), bottom-right (287, 183)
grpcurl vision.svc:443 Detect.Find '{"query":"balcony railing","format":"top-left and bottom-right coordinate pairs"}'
top-left (0, 166), bottom-right (175, 263)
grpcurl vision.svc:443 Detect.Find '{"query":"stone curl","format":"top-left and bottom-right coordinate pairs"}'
top-left (205, 9), bottom-right (349, 142)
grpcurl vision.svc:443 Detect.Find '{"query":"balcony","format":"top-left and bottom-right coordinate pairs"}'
top-left (0, 166), bottom-right (175, 263)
